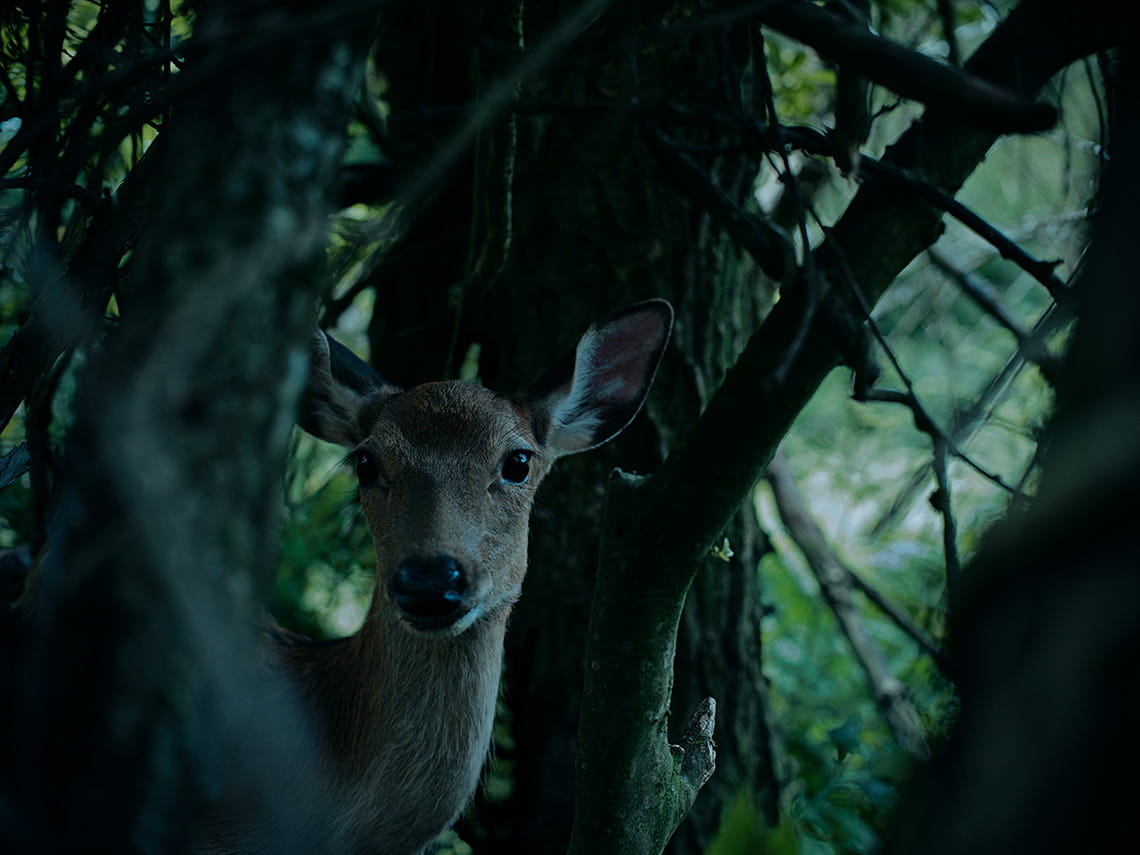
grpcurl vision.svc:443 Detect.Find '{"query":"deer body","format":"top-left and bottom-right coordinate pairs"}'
top-left (211, 302), bottom-right (672, 855)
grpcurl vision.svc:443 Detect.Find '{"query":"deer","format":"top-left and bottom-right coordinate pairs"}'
top-left (207, 300), bottom-right (673, 855)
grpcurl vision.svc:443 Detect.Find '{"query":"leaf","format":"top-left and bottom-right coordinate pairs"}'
top-left (828, 716), bottom-right (862, 763)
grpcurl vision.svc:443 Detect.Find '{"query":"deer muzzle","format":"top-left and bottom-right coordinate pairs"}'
top-left (390, 554), bottom-right (471, 631)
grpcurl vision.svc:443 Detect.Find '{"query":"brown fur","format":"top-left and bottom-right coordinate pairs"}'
top-left (221, 384), bottom-right (546, 855)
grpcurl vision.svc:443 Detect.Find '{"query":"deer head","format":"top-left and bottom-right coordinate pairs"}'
top-left (299, 300), bottom-right (673, 640)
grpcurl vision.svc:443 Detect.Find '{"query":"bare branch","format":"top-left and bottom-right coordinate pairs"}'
top-left (846, 564), bottom-right (953, 676)
top-left (767, 452), bottom-right (930, 758)
top-left (870, 295), bottom-right (1075, 536)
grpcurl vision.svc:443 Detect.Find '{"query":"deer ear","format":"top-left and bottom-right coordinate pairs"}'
top-left (529, 299), bottom-right (673, 458)
top-left (299, 330), bottom-right (396, 447)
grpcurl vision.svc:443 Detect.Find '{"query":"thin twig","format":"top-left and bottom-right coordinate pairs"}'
top-left (927, 247), bottom-right (1064, 386)
top-left (824, 234), bottom-right (1026, 497)
top-left (869, 285), bottom-right (1079, 537)
top-left (845, 565), bottom-right (953, 676)
top-left (930, 434), bottom-right (961, 603)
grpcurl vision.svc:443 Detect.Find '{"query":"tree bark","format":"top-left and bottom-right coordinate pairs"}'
top-left (484, 15), bottom-right (779, 853)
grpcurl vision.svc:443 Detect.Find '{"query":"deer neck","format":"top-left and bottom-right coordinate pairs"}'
top-left (356, 606), bottom-right (505, 743)
top-left (310, 600), bottom-right (507, 849)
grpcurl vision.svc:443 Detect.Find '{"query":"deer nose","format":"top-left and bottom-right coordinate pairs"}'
top-left (391, 555), bottom-right (469, 628)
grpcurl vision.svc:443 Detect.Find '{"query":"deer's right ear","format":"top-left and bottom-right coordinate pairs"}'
top-left (299, 330), bottom-right (396, 447)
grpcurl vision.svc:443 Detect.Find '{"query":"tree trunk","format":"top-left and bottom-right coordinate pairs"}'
top-left (7, 2), bottom-right (378, 850)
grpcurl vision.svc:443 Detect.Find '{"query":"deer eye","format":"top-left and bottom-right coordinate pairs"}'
top-left (354, 450), bottom-right (381, 487)
top-left (500, 450), bottom-right (532, 484)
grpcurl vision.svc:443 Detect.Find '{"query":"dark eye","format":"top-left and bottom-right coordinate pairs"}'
top-left (354, 451), bottom-right (380, 487)
top-left (501, 450), bottom-right (532, 484)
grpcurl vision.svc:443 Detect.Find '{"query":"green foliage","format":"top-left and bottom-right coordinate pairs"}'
top-left (0, 467), bottom-right (32, 548)
top-left (766, 31), bottom-right (837, 124)
top-left (758, 521), bottom-right (945, 854)
top-left (271, 433), bottom-right (375, 640)
top-left (707, 792), bottom-right (799, 855)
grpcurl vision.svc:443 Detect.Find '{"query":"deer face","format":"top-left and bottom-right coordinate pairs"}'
top-left (350, 382), bottom-right (548, 635)
top-left (300, 300), bottom-right (674, 638)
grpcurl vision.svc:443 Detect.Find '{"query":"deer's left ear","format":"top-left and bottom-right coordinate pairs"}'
top-left (528, 299), bottom-right (673, 458)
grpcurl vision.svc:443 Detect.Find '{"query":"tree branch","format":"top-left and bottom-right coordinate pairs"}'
top-left (845, 562), bottom-right (953, 677)
top-left (642, 122), bottom-right (796, 286)
top-left (569, 471), bottom-right (718, 855)
top-left (863, 158), bottom-right (1069, 301)
top-left (870, 294), bottom-right (1076, 536)
top-left (757, 0), bottom-right (1060, 133)
top-left (766, 452), bottom-right (930, 757)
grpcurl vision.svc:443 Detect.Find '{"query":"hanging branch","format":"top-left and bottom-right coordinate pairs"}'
top-left (930, 434), bottom-right (962, 603)
top-left (766, 452), bottom-right (931, 758)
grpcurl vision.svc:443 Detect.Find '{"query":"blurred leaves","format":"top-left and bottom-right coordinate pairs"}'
top-left (271, 433), bottom-right (374, 640)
